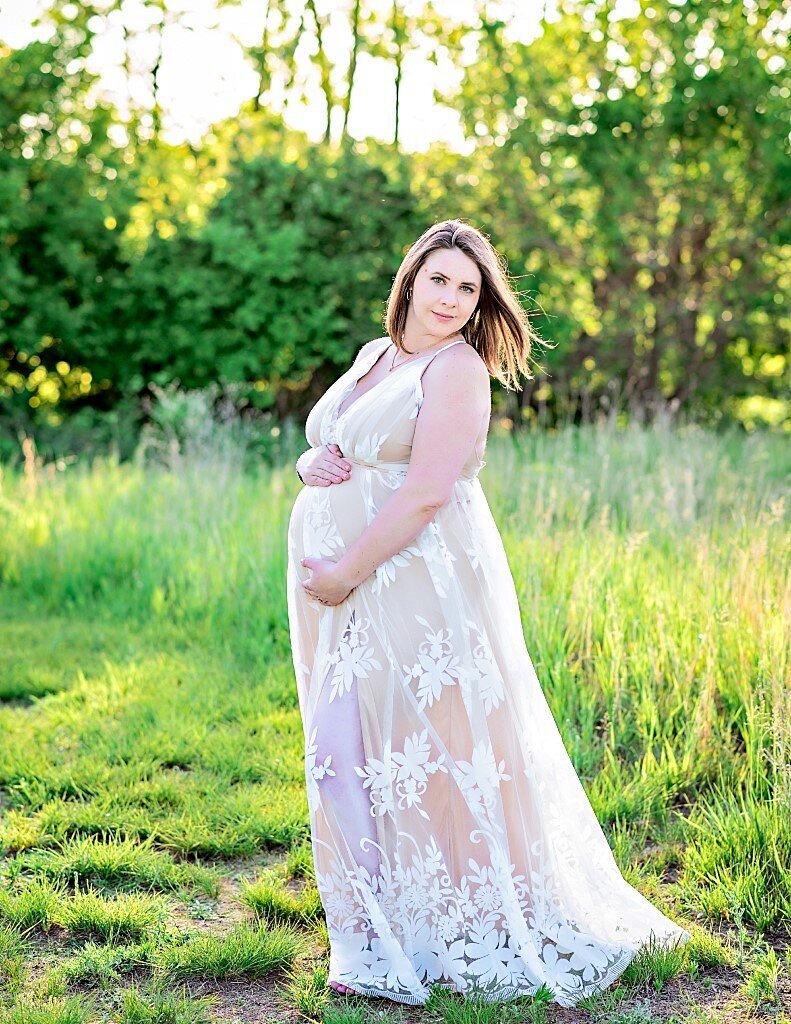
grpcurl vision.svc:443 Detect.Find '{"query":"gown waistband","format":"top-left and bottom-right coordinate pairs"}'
top-left (343, 453), bottom-right (484, 482)
top-left (344, 454), bottom-right (409, 472)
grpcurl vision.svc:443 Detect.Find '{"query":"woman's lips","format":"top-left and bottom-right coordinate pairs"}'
top-left (433, 312), bottom-right (453, 321)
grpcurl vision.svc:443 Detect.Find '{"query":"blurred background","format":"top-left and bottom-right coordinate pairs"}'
top-left (0, 0), bottom-right (788, 468)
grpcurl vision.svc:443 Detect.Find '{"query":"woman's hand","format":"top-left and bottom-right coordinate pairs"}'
top-left (297, 444), bottom-right (351, 486)
top-left (300, 556), bottom-right (354, 607)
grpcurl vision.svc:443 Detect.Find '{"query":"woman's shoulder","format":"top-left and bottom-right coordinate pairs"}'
top-left (419, 339), bottom-right (491, 411)
top-left (428, 337), bottom-right (490, 381)
top-left (354, 335), bottom-right (390, 364)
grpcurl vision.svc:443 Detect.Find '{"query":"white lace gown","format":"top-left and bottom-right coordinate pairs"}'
top-left (286, 335), bottom-right (690, 1007)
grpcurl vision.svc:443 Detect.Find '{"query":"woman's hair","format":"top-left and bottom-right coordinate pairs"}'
top-left (384, 218), bottom-right (547, 391)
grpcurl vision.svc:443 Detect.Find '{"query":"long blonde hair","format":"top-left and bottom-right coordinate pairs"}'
top-left (384, 218), bottom-right (547, 391)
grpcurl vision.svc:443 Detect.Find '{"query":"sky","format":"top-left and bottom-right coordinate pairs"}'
top-left (0, 0), bottom-right (553, 152)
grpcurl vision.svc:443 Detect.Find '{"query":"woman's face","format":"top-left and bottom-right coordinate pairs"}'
top-left (407, 247), bottom-right (481, 341)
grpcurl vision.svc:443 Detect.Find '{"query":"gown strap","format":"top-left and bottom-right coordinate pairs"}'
top-left (414, 338), bottom-right (468, 400)
top-left (423, 338), bottom-right (467, 366)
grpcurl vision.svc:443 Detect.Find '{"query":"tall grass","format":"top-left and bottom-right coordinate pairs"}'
top-left (0, 411), bottom-right (788, 1015)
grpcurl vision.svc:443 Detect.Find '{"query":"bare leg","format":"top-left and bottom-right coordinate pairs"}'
top-left (312, 614), bottom-right (379, 997)
top-left (310, 613), bottom-right (381, 881)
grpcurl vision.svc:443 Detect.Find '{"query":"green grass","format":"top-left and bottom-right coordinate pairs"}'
top-left (0, 988), bottom-right (217, 1024)
top-left (0, 875), bottom-right (170, 942)
top-left (115, 985), bottom-right (217, 1024)
top-left (239, 864), bottom-right (323, 926)
top-left (0, 418), bottom-right (788, 1023)
top-left (0, 877), bottom-right (67, 932)
top-left (4, 837), bottom-right (219, 898)
top-left (0, 924), bottom-right (29, 994)
top-left (739, 944), bottom-right (782, 1009)
top-left (60, 889), bottom-right (171, 943)
top-left (618, 933), bottom-right (691, 993)
top-left (0, 997), bottom-right (95, 1024)
top-left (423, 983), bottom-right (554, 1022)
top-left (679, 785), bottom-right (791, 931)
top-left (55, 941), bottom-right (157, 986)
top-left (153, 922), bottom-right (300, 980)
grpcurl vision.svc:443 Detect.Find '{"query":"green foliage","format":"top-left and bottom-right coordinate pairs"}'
top-left (681, 925), bottom-right (737, 972)
top-left (0, 924), bottom-right (29, 993)
top-left (119, 146), bottom-right (423, 409)
top-left (442, 0), bottom-right (790, 425)
top-left (286, 839), bottom-right (316, 881)
top-left (281, 961), bottom-right (329, 1020)
top-left (133, 379), bottom-right (289, 472)
top-left (1, 1), bottom-right (788, 458)
top-left (0, 996), bottom-right (94, 1024)
top-left (0, 874), bottom-right (183, 943)
top-left (59, 888), bottom-right (171, 943)
top-left (0, 33), bottom-right (137, 429)
top-left (6, 836), bottom-right (219, 897)
top-left (618, 932), bottom-right (689, 993)
top-left (739, 945), bottom-right (782, 1008)
top-left (56, 941), bottom-right (155, 986)
top-left (422, 984), bottom-right (549, 1022)
top-left (0, 877), bottom-right (63, 932)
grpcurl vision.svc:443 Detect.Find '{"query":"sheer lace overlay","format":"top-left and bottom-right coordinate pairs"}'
top-left (286, 336), bottom-right (690, 1007)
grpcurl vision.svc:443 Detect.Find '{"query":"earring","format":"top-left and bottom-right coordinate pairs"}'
top-left (406, 288), bottom-right (411, 300)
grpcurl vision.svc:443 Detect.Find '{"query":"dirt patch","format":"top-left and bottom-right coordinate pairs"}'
top-left (590, 963), bottom-right (742, 1023)
top-left (183, 958), bottom-right (752, 1024)
top-left (295, 963), bottom-right (749, 1024)
top-left (175, 970), bottom-right (305, 1024)
top-left (169, 851), bottom-right (286, 934)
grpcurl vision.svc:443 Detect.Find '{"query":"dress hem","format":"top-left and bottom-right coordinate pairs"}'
top-left (328, 933), bottom-right (674, 1008)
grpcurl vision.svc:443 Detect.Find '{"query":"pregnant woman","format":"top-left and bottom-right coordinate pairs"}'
top-left (286, 218), bottom-right (690, 1007)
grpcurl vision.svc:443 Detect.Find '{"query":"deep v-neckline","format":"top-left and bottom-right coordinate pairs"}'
top-left (334, 337), bottom-right (466, 423)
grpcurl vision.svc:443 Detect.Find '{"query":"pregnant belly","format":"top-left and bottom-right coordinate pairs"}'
top-left (288, 479), bottom-right (370, 575)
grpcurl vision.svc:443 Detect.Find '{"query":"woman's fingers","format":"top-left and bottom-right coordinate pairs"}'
top-left (311, 470), bottom-right (344, 485)
top-left (315, 468), bottom-right (342, 483)
top-left (320, 459), bottom-right (350, 482)
top-left (303, 446), bottom-right (352, 485)
top-left (326, 445), bottom-right (352, 473)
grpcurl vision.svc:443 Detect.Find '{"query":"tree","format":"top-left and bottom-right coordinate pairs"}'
top-left (119, 146), bottom-right (425, 418)
top-left (438, 0), bottom-right (790, 422)
top-left (0, 30), bottom-right (135, 429)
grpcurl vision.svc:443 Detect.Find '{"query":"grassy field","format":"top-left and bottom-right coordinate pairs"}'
top-left (0, 417), bottom-right (789, 1024)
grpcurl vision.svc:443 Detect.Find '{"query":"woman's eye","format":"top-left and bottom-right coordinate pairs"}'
top-left (431, 276), bottom-right (473, 293)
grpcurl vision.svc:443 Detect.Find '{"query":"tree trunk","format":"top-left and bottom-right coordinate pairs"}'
top-left (253, 0), bottom-right (272, 111)
top-left (341, 0), bottom-right (362, 141)
top-left (391, 0), bottom-right (404, 147)
top-left (306, 0), bottom-right (334, 146)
